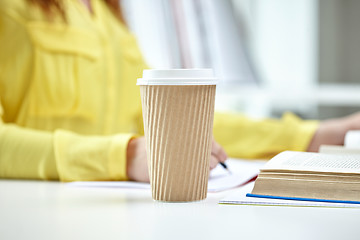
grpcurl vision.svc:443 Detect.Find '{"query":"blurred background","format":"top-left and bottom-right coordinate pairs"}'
top-left (122, 0), bottom-right (360, 120)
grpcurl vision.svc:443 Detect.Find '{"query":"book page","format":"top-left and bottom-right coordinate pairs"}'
top-left (261, 151), bottom-right (360, 174)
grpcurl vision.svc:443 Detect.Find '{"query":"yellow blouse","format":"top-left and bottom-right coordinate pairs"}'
top-left (0, 0), bottom-right (318, 181)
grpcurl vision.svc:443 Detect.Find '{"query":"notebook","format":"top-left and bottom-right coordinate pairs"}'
top-left (219, 182), bottom-right (360, 208)
top-left (67, 158), bottom-right (265, 192)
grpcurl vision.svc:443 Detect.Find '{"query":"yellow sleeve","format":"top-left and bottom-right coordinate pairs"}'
top-left (0, 103), bottom-right (134, 181)
top-left (213, 112), bottom-right (319, 159)
top-left (54, 130), bottom-right (133, 181)
top-left (0, 2), bottom-right (136, 182)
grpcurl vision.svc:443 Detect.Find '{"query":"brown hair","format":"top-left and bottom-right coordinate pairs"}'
top-left (27, 0), bottom-right (126, 23)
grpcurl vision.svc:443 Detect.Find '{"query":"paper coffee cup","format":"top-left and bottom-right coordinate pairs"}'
top-left (137, 69), bottom-right (218, 202)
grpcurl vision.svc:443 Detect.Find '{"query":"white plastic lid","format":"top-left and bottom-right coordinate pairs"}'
top-left (137, 69), bottom-right (218, 85)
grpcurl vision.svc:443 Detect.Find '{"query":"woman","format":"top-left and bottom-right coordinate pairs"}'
top-left (0, 0), bottom-right (359, 182)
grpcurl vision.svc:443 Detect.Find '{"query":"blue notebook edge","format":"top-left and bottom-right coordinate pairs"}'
top-left (246, 193), bottom-right (360, 205)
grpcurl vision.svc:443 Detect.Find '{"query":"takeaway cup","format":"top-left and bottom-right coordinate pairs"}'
top-left (137, 69), bottom-right (218, 202)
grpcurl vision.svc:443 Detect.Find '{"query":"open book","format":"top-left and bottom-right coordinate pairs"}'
top-left (249, 151), bottom-right (360, 203)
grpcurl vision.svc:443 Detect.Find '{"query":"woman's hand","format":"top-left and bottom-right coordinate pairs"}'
top-left (307, 112), bottom-right (360, 152)
top-left (126, 137), bottom-right (228, 182)
top-left (210, 139), bottom-right (228, 170)
top-left (126, 137), bottom-right (149, 182)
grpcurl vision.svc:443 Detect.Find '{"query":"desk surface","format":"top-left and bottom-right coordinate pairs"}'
top-left (1, 180), bottom-right (360, 240)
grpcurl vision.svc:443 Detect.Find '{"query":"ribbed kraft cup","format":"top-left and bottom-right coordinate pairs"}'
top-left (140, 85), bottom-right (216, 201)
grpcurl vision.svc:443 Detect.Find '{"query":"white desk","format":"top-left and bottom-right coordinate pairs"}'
top-left (1, 180), bottom-right (359, 240)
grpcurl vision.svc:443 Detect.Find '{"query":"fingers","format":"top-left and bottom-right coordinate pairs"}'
top-left (211, 140), bottom-right (228, 163)
top-left (210, 139), bottom-right (228, 170)
top-left (209, 155), bottom-right (218, 170)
